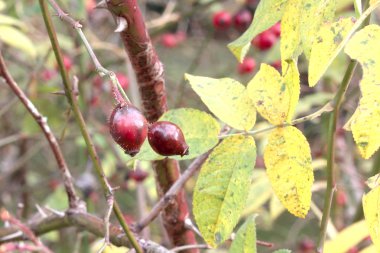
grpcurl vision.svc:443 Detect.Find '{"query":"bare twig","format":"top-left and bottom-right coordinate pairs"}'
top-left (135, 152), bottom-right (210, 232)
top-left (0, 52), bottom-right (80, 209)
top-left (0, 209), bottom-right (53, 253)
top-left (0, 133), bottom-right (27, 148)
top-left (39, 1), bottom-right (142, 252)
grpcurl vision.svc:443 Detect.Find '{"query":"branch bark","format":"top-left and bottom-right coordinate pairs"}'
top-left (106, 1), bottom-right (198, 251)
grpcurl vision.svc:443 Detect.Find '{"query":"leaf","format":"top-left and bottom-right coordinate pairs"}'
top-left (247, 64), bottom-right (291, 125)
top-left (229, 216), bottom-right (257, 253)
top-left (193, 135), bottom-right (257, 247)
top-left (308, 17), bottom-right (355, 86)
top-left (0, 25), bottom-right (37, 58)
top-left (270, 194), bottom-right (286, 220)
top-left (363, 186), bottom-right (380, 252)
top-left (345, 25), bottom-right (380, 96)
top-left (227, 0), bottom-right (288, 62)
top-left (281, 0), bottom-right (302, 61)
top-left (324, 220), bottom-right (369, 253)
top-left (185, 74), bottom-right (256, 130)
top-left (0, 14), bottom-right (27, 29)
top-left (132, 108), bottom-right (220, 161)
top-left (283, 60), bottom-right (300, 122)
top-left (300, 0), bottom-right (336, 59)
top-left (273, 250), bottom-right (292, 253)
top-left (264, 126), bottom-right (313, 218)
top-left (347, 94), bottom-right (380, 159)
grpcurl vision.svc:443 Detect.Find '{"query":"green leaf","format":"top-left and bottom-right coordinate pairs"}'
top-left (308, 17), bottom-right (355, 86)
top-left (185, 74), bottom-right (256, 131)
top-left (132, 108), bottom-right (221, 161)
top-left (227, 0), bottom-right (288, 62)
top-left (229, 216), bottom-right (257, 253)
top-left (300, 0), bottom-right (336, 59)
top-left (193, 135), bottom-right (257, 247)
top-left (0, 25), bottom-right (36, 58)
top-left (264, 126), bottom-right (313, 218)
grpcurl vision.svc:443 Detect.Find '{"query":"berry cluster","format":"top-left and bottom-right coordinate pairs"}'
top-left (109, 104), bottom-right (189, 157)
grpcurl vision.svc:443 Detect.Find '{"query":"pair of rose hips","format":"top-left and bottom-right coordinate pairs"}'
top-left (109, 104), bottom-right (189, 157)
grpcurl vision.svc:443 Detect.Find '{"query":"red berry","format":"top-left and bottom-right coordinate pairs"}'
top-left (213, 11), bottom-right (232, 30)
top-left (128, 169), bottom-right (149, 183)
top-left (161, 33), bottom-right (178, 48)
top-left (336, 190), bottom-right (347, 206)
top-left (238, 57), bottom-right (256, 74)
top-left (148, 121), bottom-right (189, 157)
top-left (233, 9), bottom-right (253, 32)
top-left (63, 56), bottom-right (73, 71)
top-left (270, 22), bottom-right (281, 38)
top-left (116, 72), bottom-right (129, 89)
top-left (271, 60), bottom-right (281, 70)
top-left (251, 30), bottom-right (277, 51)
top-left (299, 239), bottom-right (315, 252)
top-left (109, 104), bottom-right (148, 156)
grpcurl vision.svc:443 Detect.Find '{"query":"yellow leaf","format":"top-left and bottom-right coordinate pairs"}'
top-left (345, 25), bottom-right (380, 96)
top-left (281, 0), bottom-right (302, 61)
top-left (185, 74), bottom-right (256, 130)
top-left (264, 126), bottom-right (313, 218)
top-left (0, 25), bottom-right (36, 58)
top-left (349, 94), bottom-right (380, 159)
top-left (324, 220), bottom-right (370, 253)
top-left (308, 17), bottom-right (355, 86)
top-left (227, 0), bottom-right (288, 62)
top-left (193, 135), bottom-right (257, 247)
top-left (283, 60), bottom-right (300, 122)
top-left (300, 0), bottom-right (336, 59)
top-left (363, 186), bottom-right (380, 251)
top-left (247, 64), bottom-right (291, 125)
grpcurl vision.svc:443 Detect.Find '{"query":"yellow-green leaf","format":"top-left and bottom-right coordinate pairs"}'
top-left (345, 25), bottom-right (380, 95)
top-left (185, 74), bottom-right (256, 130)
top-left (348, 94), bottom-right (380, 159)
top-left (363, 187), bottom-right (380, 251)
top-left (300, 0), bottom-right (336, 59)
top-left (229, 216), bottom-right (257, 253)
top-left (324, 220), bottom-right (369, 253)
top-left (0, 14), bottom-right (26, 29)
top-left (281, 0), bottom-right (302, 61)
top-left (132, 108), bottom-right (220, 161)
top-left (0, 25), bottom-right (36, 58)
top-left (247, 64), bottom-right (291, 125)
top-left (193, 135), bottom-right (256, 247)
top-left (227, 0), bottom-right (288, 62)
top-left (308, 17), bottom-right (355, 86)
top-left (264, 126), bottom-right (313, 218)
top-left (283, 60), bottom-right (300, 122)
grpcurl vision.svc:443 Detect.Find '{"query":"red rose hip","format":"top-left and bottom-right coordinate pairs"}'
top-left (109, 104), bottom-right (148, 156)
top-left (148, 121), bottom-right (189, 157)
top-left (233, 9), bottom-right (253, 32)
top-left (238, 57), bottom-right (256, 74)
top-left (251, 30), bottom-right (277, 51)
top-left (212, 11), bottom-right (232, 30)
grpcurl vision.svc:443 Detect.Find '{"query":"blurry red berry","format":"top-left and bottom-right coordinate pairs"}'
top-left (252, 30), bottom-right (277, 51)
top-left (270, 22), bottom-right (281, 37)
top-left (161, 33), bottom-right (178, 48)
top-left (213, 11), bottom-right (232, 30)
top-left (233, 9), bottom-right (253, 32)
top-left (271, 60), bottom-right (281, 70)
top-left (109, 104), bottom-right (148, 156)
top-left (148, 121), bottom-right (189, 157)
top-left (128, 169), bottom-right (149, 183)
top-left (299, 239), bottom-right (315, 252)
top-left (238, 57), bottom-right (256, 74)
top-left (41, 69), bottom-right (57, 81)
top-left (62, 56), bottom-right (73, 71)
top-left (116, 72), bottom-right (129, 89)
top-left (336, 190), bottom-right (348, 206)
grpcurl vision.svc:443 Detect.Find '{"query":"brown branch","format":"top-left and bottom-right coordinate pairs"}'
top-left (0, 209), bottom-right (53, 253)
top-left (136, 152), bottom-right (210, 232)
top-left (105, 1), bottom-right (198, 251)
top-left (0, 52), bottom-right (80, 210)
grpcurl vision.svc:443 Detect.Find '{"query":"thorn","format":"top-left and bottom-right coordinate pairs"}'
top-left (96, 0), bottom-right (107, 9)
top-left (114, 17), bottom-right (128, 32)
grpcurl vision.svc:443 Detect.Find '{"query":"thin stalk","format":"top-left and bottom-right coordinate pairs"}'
top-left (38, 1), bottom-right (142, 252)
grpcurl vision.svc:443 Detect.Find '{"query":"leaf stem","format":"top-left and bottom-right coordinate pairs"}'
top-left (38, 1), bottom-right (142, 252)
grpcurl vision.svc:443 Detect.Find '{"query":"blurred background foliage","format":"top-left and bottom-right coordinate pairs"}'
top-left (0, 0), bottom-right (378, 252)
